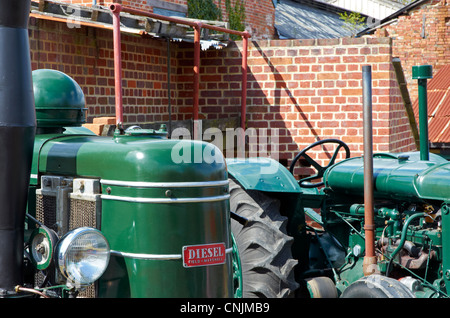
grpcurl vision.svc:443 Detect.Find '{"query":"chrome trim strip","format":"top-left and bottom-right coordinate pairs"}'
top-left (101, 194), bottom-right (230, 203)
top-left (111, 247), bottom-right (233, 260)
top-left (100, 179), bottom-right (229, 188)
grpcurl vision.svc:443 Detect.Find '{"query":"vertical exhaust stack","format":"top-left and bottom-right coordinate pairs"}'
top-left (0, 0), bottom-right (36, 293)
top-left (412, 65), bottom-right (433, 161)
top-left (362, 65), bottom-right (377, 276)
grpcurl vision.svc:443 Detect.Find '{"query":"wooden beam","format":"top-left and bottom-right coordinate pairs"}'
top-left (392, 57), bottom-right (420, 150)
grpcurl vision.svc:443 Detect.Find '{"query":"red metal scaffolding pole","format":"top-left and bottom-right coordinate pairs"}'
top-left (193, 23), bottom-right (201, 139)
top-left (241, 32), bottom-right (249, 131)
top-left (109, 3), bottom-right (251, 135)
top-left (110, 4), bottom-right (124, 129)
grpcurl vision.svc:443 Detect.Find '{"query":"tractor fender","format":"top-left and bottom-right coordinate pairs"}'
top-left (226, 157), bottom-right (300, 193)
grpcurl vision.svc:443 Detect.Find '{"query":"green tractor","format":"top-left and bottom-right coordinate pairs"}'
top-left (26, 69), bottom-right (234, 298)
top-left (228, 64), bottom-right (449, 298)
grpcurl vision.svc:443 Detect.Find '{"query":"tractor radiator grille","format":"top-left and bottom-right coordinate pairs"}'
top-left (34, 176), bottom-right (102, 298)
top-left (36, 194), bottom-right (57, 232)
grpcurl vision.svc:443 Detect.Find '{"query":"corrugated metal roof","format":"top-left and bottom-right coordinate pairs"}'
top-left (275, 0), bottom-right (367, 39)
top-left (413, 65), bottom-right (450, 144)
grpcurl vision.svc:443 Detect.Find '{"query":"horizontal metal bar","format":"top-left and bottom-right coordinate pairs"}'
top-left (111, 4), bottom-right (198, 28)
top-left (100, 179), bottom-right (229, 188)
top-left (101, 194), bottom-right (230, 203)
top-left (111, 247), bottom-right (233, 260)
top-left (114, 4), bottom-right (250, 38)
top-left (111, 250), bottom-right (181, 260)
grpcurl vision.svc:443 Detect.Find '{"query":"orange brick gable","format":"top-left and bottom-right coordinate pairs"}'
top-left (372, 0), bottom-right (450, 104)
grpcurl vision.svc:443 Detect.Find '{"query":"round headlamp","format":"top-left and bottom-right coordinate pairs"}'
top-left (55, 227), bottom-right (110, 286)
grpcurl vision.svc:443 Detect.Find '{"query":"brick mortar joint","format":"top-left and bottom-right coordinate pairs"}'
top-left (245, 37), bottom-right (393, 49)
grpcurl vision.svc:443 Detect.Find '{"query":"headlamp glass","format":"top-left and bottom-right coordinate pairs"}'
top-left (56, 227), bottom-right (110, 286)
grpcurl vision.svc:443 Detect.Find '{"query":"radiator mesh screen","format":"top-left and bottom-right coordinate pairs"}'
top-left (68, 198), bottom-right (98, 298)
top-left (36, 194), bottom-right (57, 232)
top-left (69, 198), bottom-right (97, 230)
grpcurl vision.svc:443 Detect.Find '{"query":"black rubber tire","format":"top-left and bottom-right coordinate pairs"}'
top-left (340, 275), bottom-right (415, 298)
top-left (229, 179), bottom-right (299, 298)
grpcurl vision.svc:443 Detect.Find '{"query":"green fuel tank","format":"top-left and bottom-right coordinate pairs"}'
top-left (323, 152), bottom-right (450, 203)
top-left (31, 70), bottom-right (233, 298)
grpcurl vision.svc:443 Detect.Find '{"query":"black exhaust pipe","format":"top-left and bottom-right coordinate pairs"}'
top-left (0, 0), bottom-right (35, 294)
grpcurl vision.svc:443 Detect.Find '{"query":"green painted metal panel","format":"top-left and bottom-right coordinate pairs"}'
top-left (38, 135), bottom-right (228, 182)
top-left (324, 151), bottom-right (450, 202)
top-left (30, 127), bottom-right (96, 185)
top-left (226, 157), bottom-right (301, 193)
top-left (99, 198), bottom-right (232, 297)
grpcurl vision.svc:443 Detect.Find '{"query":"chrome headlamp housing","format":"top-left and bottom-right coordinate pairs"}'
top-left (55, 227), bottom-right (110, 286)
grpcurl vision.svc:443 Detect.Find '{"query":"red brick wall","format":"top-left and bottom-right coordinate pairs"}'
top-left (168, 37), bottom-right (416, 175)
top-left (373, 0), bottom-right (450, 103)
top-left (63, 0), bottom-right (276, 40)
top-left (29, 15), bottom-right (416, 176)
top-left (29, 16), bottom-right (175, 124)
top-left (175, 41), bottom-right (243, 121)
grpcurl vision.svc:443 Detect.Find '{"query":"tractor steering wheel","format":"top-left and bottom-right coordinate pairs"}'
top-left (289, 139), bottom-right (350, 188)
